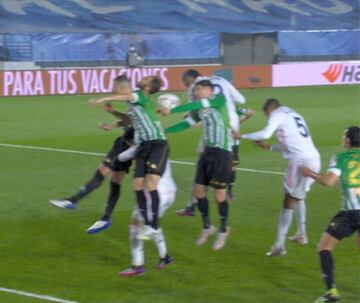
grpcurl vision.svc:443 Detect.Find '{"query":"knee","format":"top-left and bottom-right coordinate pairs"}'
top-left (133, 178), bottom-right (144, 191)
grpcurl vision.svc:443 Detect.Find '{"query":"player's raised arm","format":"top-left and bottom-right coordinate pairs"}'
top-left (165, 115), bottom-right (200, 133)
top-left (89, 93), bottom-right (134, 106)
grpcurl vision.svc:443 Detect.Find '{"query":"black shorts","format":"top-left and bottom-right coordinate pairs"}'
top-left (134, 140), bottom-right (169, 178)
top-left (232, 144), bottom-right (239, 166)
top-left (103, 137), bottom-right (132, 173)
top-left (195, 147), bottom-right (233, 189)
top-left (325, 210), bottom-right (360, 240)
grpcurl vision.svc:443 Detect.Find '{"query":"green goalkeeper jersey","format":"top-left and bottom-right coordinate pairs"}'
top-left (328, 149), bottom-right (360, 210)
top-left (127, 90), bottom-right (166, 144)
top-left (170, 95), bottom-right (232, 152)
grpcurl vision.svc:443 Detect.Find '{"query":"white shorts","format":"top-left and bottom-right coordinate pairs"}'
top-left (132, 190), bottom-right (176, 222)
top-left (283, 155), bottom-right (321, 200)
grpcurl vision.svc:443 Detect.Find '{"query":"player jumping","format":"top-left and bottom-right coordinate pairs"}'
top-left (164, 80), bottom-right (233, 250)
top-left (90, 76), bottom-right (168, 240)
top-left (175, 69), bottom-right (248, 217)
top-left (50, 76), bottom-right (134, 234)
top-left (119, 154), bottom-right (176, 277)
top-left (238, 98), bottom-right (321, 256)
top-left (301, 126), bottom-right (359, 303)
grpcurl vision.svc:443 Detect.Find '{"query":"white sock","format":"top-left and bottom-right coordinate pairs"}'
top-left (295, 200), bottom-right (306, 236)
top-left (153, 228), bottom-right (167, 259)
top-left (275, 208), bottom-right (294, 248)
top-left (129, 224), bottom-right (144, 266)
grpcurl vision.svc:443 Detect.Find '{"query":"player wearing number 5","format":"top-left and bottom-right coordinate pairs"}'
top-left (237, 98), bottom-right (321, 256)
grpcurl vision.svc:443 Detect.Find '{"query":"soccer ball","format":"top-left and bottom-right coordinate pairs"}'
top-left (157, 94), bottom-right (181, 110)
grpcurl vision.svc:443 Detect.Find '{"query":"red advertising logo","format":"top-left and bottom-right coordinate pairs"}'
top-left (322, 64), bottom-right (343, 83)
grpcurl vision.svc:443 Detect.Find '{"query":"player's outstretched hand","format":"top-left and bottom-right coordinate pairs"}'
top-left (232, 130), bottom-right (241, 139)
top-left (98, 123), bottom-right (112, 131)
top-left (102, 103), bottom-right (114, 113)
top-left (158, 107), bottom-right (171, 116)
top-left (254, 141), bottom-right (271, 149)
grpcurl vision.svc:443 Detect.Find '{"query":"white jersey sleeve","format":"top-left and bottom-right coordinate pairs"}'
top-left (242, 112), bottom-right (282, 141)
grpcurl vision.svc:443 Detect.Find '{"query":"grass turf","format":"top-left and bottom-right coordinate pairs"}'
top-left (0, 85), bottom-right (359, 303)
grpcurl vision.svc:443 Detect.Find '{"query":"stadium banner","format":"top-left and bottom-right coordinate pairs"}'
top-left (0, 65), bottom-right (271, 97)
top-left (272, 61), bottom-right (360, 87)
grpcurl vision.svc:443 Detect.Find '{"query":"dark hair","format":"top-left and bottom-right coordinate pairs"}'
top-left (123, 126), bottom-right (134, 142)
top-left (195, 79), bottom-right (213, 90)
top-left (148, 77), bottom-right (162, 94)
top-left (114, 75), bottom-right (130, 83)
top-left (345, 126), bottom-right (360, 147)
top-left (263, 98), bottom-right (280, 111)
top-left (182, 69), bottom-right (201, 81)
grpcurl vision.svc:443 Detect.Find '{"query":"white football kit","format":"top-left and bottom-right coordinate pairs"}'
top-left (242, 106), bottom-right (321, 199)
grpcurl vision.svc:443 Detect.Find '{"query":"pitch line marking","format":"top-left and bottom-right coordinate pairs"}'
top-left (0, 142), bottom-right (284, 176)
top-left (0, 287), bottom-right (79, 303)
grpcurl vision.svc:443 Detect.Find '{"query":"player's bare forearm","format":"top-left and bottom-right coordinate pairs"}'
top-left (254, 141), bottom-right (272, 150)
top-left (301, 168), bottom-right (338, 187)
top-left (240, 109), bottom-right (255, 124)
top-left (89, 94), bottom-right (133, 106)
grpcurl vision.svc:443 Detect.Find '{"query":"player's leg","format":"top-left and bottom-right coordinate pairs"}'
top-left (176, 141), bottom-right (204, 217)
top-left (227, 144), bottom-right (239, 201)
top-left (141, 141), bottom-right (169, 232)
top-left (119, 219), bottom-right (145, 277)
top-left (194, 183), bottom-right (217, 245)
top-left (86, 171), bottom-right (127, 234)
top-left (49, 163), bottom-right (111, 210)
top-left (212, 188), bottom-right (230, 250)
top-left (211, 149), bottom-right (232, 250)
top-left (290, 156), bottom-right (320, 244)
top-left (267, 192), bottom-right (299, 257)
top-left (314, 210), bottom-right (358, 302)
top-left (314, 232), bottom-right (340, 302)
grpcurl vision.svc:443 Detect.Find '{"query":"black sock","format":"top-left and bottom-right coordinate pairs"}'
top-left (150, 190), bottom-right (160, 229)
top-left (319, 250), bottom-right (335, 290)
top-left (136, 190), bottom-right (149, 225)
top-left (218, 201), bottom-right (228, 232)
top-left (69, 170), bottom-right (105, 203)
top-left (197, 197), bottom-right (210, 229)
top-left (101, 182), bottom-right (120, 221)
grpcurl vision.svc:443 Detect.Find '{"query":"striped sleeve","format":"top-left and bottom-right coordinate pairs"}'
top-left (328, 155), bottom-right (342, 177)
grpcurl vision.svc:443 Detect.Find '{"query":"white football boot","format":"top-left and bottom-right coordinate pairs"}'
top-left (196, 225), bottom-right (217, 245)
top-left (49, 199), bottom-right (76, 210)
top-left (212, 227), bottom-right (231, 251)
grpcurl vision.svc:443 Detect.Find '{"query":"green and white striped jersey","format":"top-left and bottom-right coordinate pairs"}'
top-left (127, 90), bottom-right (166, 144)
top-left (171, 95), bottom-right (232, 152)
top-left (328, 149), bottom-right (360, 210)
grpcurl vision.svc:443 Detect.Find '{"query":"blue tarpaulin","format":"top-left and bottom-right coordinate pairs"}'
top-left (278, 30), bottom-right (360, 56)
top-left (32, 32), bottom-right (220, 61)
top-left (0, 0), bottom-right (358, 33)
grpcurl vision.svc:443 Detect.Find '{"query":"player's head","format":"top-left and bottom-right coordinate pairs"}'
top-left (123, 126), bottom-right (135, 143)
top-left (343, 126), bottom-right (360, 148)
top-left (182, 69), bottom-right (201, 88)
top-left (112, 75), bottom-right (131, 94)
top-left (194, 80), bottom-right (213, 99)
top-left (137, 76), bottom-right (162, 95)
top-left (263, 98), bottom-right (281, 117)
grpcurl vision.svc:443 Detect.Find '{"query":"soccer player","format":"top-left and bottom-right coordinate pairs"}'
top-left (238, 98), bottom-right (321, 256)
top-left (119, 158), bottom-right (176, 277)
top-left (163, 80), bottom-right (233, 250)
top-left (49, 76), bottom-right (134, 234)
top-left (89, 76), bottom-right (168, 240)
top-left (301, 126), bottom-right (359, 303)
top-left (176, 69), bottom-right (247, 216)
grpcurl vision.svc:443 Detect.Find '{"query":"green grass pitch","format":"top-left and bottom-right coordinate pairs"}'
top-left (0, 85), bottom-right (359, 303)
